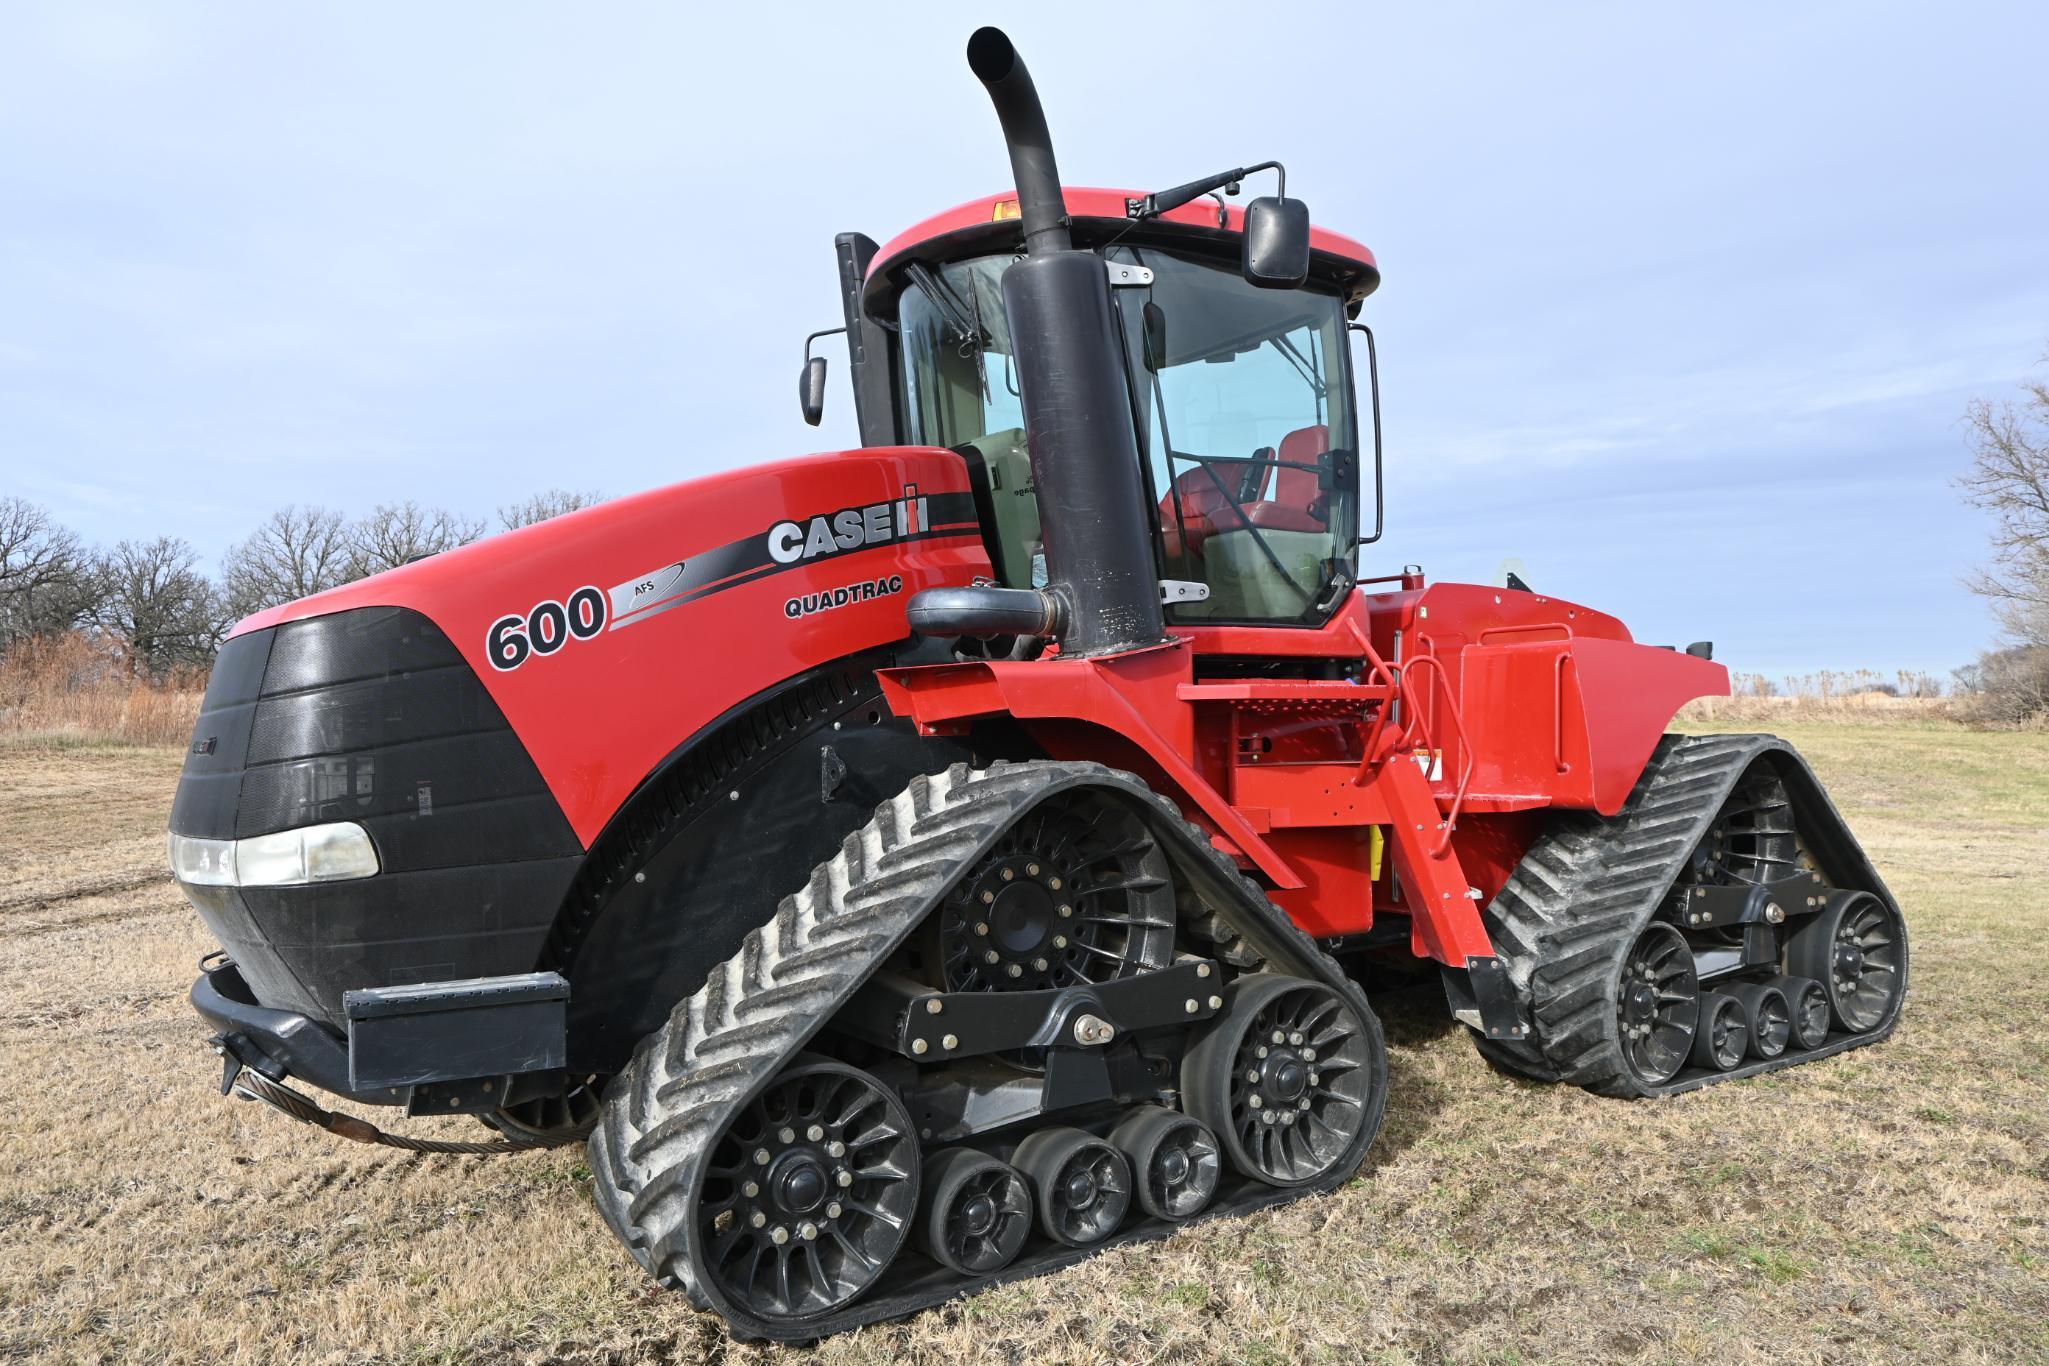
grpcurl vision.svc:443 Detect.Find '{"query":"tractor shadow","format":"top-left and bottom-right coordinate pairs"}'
top-left (1354, 976), bottom-right (1464, 1171)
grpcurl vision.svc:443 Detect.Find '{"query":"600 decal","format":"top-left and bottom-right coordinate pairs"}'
top-left (487, 586), bottom-right (606, 671)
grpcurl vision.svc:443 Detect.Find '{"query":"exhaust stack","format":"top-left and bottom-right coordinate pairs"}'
top-left (938, 27), bottom-right (1166, 659)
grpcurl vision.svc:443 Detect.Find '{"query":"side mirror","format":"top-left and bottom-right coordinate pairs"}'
top-left (1242, 196), bottom-right (1310, 289)
top-left (800, 326), bottom-right (845, 427)
top-left (800, 355), bottom-right (828, 427)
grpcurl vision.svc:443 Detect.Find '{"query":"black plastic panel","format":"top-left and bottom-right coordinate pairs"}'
top-left (193, 859), bottom-right (580, 1024)
top-left (259, 606), bottom-right (463, 694)
top-left (170, 628), bottom-right (274, 838)
top-left (171, 606), bottom-right (586, 1028)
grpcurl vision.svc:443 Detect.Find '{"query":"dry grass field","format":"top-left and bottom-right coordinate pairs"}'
top-left (2, 720), bottom-right (2045, 1364)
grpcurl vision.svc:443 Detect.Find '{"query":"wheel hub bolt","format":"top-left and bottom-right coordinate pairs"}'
top-left (982, 890), bottom-right (996, 905)
top-left (1249, 1094), bottom-right (1263, 1109)
top-left (1261, 1111), bottom-right (1277, 1125)
top-left (754, 1148), bottom-right (772, 1166)
top-left (984, 950), bottom-right (1001, 965)
top-left (1302, 1048), bottom-right (1317, 1062)
top-left (1281, 1112), bottom-right (1297, 1126)
top-left (1033, 957), bottom-right (1049, 972)
top-left (1272, 1030), bottom-right (1286, 1045)
top-left (1027, 863), bottom-right (1042, 876)
top-left (779, 1127), bottom-right (796, 1144)
top-left (1058, 904), bottom-right (1072, 917)
top-left (1049, 877), bottom-right (1063, 890)
top-left (975, 922), bottom-right (990, 936)
top-left (1007, 964), bottom-right (1024, 978)
top-left (1002, 868), bottom-right (1015, 882)
top-left (1053, 935), bottom-right (1068, 948)
top-left (743, 1180), bottom-right (760, 1198)
top-left (1256, 1045), bottom-right (1269, 1059)
top-left (837, 1170), bottom-right (854, 1187)
top-left (827, 1141), bottom-right (845, 1158)
top-left (1289, 1031), bottom-right (1305, 1046)
top-left (750, 1211), bottom-right (766, 1228)
top-left (771, 1226), bottom-right (789, 1245)
top-left (1247, 1068), bottom-right (1261, 1083)
top-left (1297, 1097), bottom-right (1310, 1111)
top-left (807, 1124), bottom-right (824, 1141)
top-left (826, 1201), bottom-right (842, 1220)
top-left (799, 1222), bottom-right (818, 1241)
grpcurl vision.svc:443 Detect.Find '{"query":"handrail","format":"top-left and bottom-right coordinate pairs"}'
top-left (1347, 621), bottom-right (1403, 776)
top-left (1554, 649), bottom-right (1573, 774)
top-left (1391, 652), bottom-right (1475, 858)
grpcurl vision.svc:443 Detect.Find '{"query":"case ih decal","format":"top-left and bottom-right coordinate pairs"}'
top-left (485, 489), bottom-right (975, 668)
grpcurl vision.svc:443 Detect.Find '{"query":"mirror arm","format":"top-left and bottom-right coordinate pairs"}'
top-left (1349, 323), bottom-right (1384, 545)
top-left (804, 326), bottom-right (847, 363)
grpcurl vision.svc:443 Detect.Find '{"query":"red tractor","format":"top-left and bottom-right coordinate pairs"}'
top-left (172, 29), bottom-right (1906, 1340)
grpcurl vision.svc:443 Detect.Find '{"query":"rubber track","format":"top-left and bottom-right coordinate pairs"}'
top-left (587, 759), bottom-right (1385, 1341)
top-left (1475, 733), bottom-right (1907, 1098)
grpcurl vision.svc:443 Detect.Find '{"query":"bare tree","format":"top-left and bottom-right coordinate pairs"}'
top-left (345, 502), bottom-right (485, 578)
top-left (0, 497), bottom-right (99, 648)
top-left (93, 536), bottom-right (226, 675)
top-left (1957, 351), bottom-right (2049, 646)
top-left (220, 504), bottom-right (352, 621)
top-left (498, 488), bottom-right (606, 531)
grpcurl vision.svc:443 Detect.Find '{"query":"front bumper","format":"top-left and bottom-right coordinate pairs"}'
top-left (192, 955), bottom-right (574, 1114)
top-left (192, 956), bottom-right (394, 1106)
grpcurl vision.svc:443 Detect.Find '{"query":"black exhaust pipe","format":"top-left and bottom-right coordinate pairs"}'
top-left (915, 28), bottom-right (1166, 659)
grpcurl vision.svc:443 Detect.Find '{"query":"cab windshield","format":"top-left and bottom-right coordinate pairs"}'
top-left (897, 247), bottom-right (1358, 622)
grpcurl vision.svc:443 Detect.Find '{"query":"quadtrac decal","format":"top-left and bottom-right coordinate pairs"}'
top-left (481, 487), bottom-right (979, 670)
top-left (786, 574), bottom-right (904, 620)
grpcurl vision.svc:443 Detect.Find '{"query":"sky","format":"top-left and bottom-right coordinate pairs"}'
top-left (3, 3), bottom-right (2045, 678)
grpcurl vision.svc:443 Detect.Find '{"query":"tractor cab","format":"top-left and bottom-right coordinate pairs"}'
top-left (824, 188), bottom-right (1381, 628)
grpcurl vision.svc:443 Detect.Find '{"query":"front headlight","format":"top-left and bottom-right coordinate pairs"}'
top-left (169, 822), bottom-right (380, 887)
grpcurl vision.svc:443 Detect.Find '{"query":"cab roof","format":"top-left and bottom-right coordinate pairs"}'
top-left (863, 187), bottom-right (1379, 319)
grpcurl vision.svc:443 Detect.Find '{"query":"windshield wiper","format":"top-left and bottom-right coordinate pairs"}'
top-left (905, 262), bottom-right (979, 345)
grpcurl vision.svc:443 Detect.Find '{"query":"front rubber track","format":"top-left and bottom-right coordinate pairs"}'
top-left (1475, 733), bottom-right (1907, 1098)
top-left (587, 759), bottom-right (1386, 1342)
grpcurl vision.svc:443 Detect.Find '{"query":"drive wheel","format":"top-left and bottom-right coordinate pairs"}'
top-left (695, 1059), bottom-right (918, 1321)
top-left (1788, 892), bottom-right (1906, 1033)
top-left (1110, 1105), bottom-right (1221, 1222)
top-left (1615, 922), bottom-right (1700, 1087)
top-left (1691, 992), bottom-right (1748, 1071)
top-left (1183, 975), bottom-right (1377, 1188)
top-left (930, 789), bottom-right (1174, 993)
top-left (1014, 1126), bottom-right (1130, 1248)
top-left (914, 1149), bottom-right (1031, 1276)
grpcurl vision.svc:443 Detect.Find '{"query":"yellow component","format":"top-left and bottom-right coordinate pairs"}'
top-left (992, 198), bottom-right (1021, 221)
top-left (1368, 826), bottom-right (1384, 883)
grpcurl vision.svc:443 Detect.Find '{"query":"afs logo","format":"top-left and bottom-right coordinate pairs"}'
top-left (487, 586), bottom-right (606, 671)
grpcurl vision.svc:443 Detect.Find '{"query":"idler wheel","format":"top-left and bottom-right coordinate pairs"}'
top-left (914, 1148), bottom-right (1032, 1276)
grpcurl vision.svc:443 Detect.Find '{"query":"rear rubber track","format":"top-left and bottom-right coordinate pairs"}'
top-left (588, 759), bottom-right (1385, 1341)
top-left (1476, 732), bottom-right (1907, 1098)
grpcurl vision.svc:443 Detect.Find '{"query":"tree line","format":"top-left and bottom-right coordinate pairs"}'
top-left (0, 490), bottom-right (602, 678)
top-left (1957, 348), bottom-right (2049, 721)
